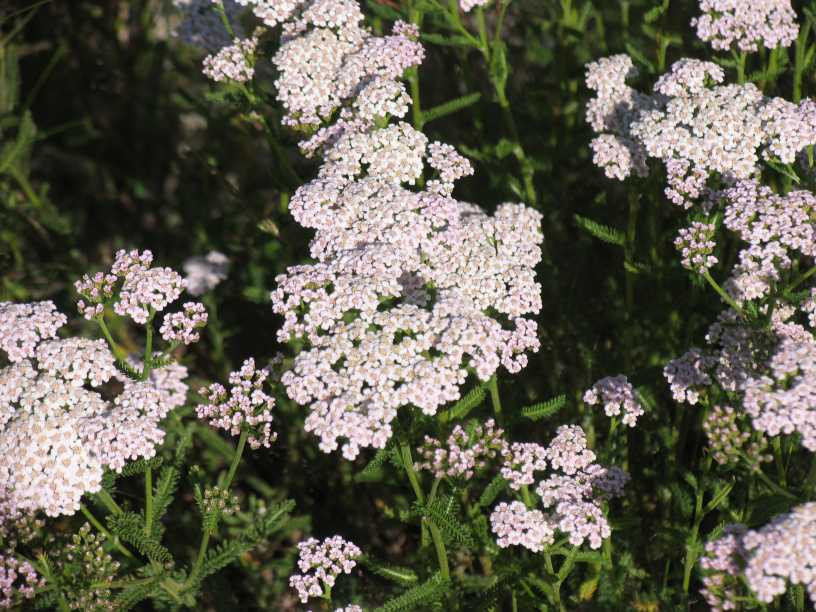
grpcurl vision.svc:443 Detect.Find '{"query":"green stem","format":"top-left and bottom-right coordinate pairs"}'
top-left (753, 465), bottom-right (799, 501)
top-left (96, 315), bottom-right (128, 361)
top-left (787, 265), bottom-right (816, 292)
top-left (36, 554), bottom-right (70, 612)
top-left (520, 485), bottom-right (533, 508)
top-left (96, 488), bottom-right (123, 515)
top-left (488, 375), bottom-right (502, 419)
top-left (772, 437), bottom-right (787, 487)
top-left (81, 503), bottom-right (136, 561)
top-left (682, 489), bottom-right (705, 593)
top-left (702, 270), bottom-right (743, 315)
top-left (189, 430), bottom-right (248, 585)
top-left (399, 442), bottom-right (426, 505)
top-left (735, 50), bottom-right (747, 84)
top-left (144, 467), bottom-right (153, 536)
top-left (142, 310), bottom-right (154, 380)
top-left (426, 519), bottom-right (450, 580)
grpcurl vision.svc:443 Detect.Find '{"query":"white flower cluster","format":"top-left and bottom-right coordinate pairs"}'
top-left (198, 357), bottom-right (277, 449)
top-left (160, 302), bottom-right (208, 345)
top-left (0, 301), bottom-right (66, 363)
top-left (183, 250), bottom-right (230, 296)
top-left (585, 55), bottom-right (816, 208)
top-left (0, 322), bottom-right (188, 516)
top-left (416, 419), bottom-right (506, 480)
top-left (675, 221), bottom-right (718, 273)
top-left (489, 426), bottom-right (627, 552)
top-left (268, 0), bottom-right (543, 460)
top-left (692, 0), bottom-right (799, 52)
top-left (583, 375), bottom-right (644, 427)
top-left (702, 503), bottom-right (816, 607)
top-left (202, 35), bottom-right (258, 83)
top-left (288, 535), bottom-right (361, 603)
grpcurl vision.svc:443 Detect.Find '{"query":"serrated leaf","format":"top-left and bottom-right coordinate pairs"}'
top-left (120, 456), bottom-right (164, 477)
top-left (361, 557), bottom-right (418, 585)
top-left (374, 572), bottom-right (449, 612)
top-left (574, 214), bottom-right (625, 246)
top-left (521, 394), bottom-right (566, 421)
top-left (355, 447), bottom-right (392, 483)
top-left (444, 384), bottom-right (487, 422)
top-left (477, 474), bottom-right (508, 508)
top-left (423, 92), bottom-right (481, 125)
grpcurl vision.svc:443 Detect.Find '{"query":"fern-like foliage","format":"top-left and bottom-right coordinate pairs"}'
top-left (444, 384), bottom-right (487, 423)
top-left (374, 572), bottom-right (449, 611)
top-left (521, 394), bottom-right (566, 421)
top-left (361, 557), bottom-right (419, 586)
top-left (477, 475), bottom-right (509, 509)
top-left (113, 577), bottom-right (161, 610)
top-left (150, 464), bottom-right (181, 536)
top-left (120, 456), bottom-right (164, 478)
top-left (354, 446), bottom-right (393, 483)
top-left (574, 214), bottom-right (625, 246)
top-left (422, 497), bottom-right (475, 548)
top-left (198, 539), bottom-right (255, 582)
top-left (108, 512), bottom-right (173, 564)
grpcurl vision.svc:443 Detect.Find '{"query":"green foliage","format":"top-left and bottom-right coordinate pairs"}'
top-left (108, 512), bottom-right (173, 564)
top-left (520, 394), bottom-right (566, 421)
top-left (374, 572), bottom-right (450, 612)
top-left (573, 214), bottom-right (626, 246)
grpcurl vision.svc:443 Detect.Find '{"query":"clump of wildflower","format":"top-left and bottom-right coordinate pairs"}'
top-left (160, 302), bottom-right (208, 345)
top-left (183, 251), bottom-right (230, 296)
top-left (198, 358), bottom-right (277, 449)
top-left (416, 419), bottom-right (506, 479)
top-left (583, 375), bottom-right (644, 427)
top-left (664, 348), bottom-right (713, 404)
top-left (490, 501), bottom-right (554, 552)
top-left (0, 554), bottom-right (42, 608)
top-left (289, 536), bottom-right (362, 604)
top-left (500, 442), bottom-right (548, 490)
top-left (692, 0), bottom-right (799, 52)
top-left (203, 35), bottom-right (258, 83)
top-left (675, 222), bottom-right (718, 273)
top-left (703, 405), bottom-right (770, 466)
top-left (52, 523), bottom-right (120, 611)
top-left (700, 524), bottom-right (748, 611)
top-left (0, 301), bottom-right (66, 363)
top-left (653, 58), bottom-right (724, 97)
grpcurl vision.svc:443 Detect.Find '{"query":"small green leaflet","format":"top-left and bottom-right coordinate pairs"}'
top-left (574, 214), bottom-right (625, 246)
top-left (521, 394), bottom-right (566, 421)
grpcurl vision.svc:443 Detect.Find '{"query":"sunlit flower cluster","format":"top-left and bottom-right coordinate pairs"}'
top-left (583, 375), bottom-right (644, 427)
top-left (692, 0), bottom-right (799, 52)
top-left (289, 535), bottom-right (361, 603)
top-left (416, 419), bottom-right (506, 480)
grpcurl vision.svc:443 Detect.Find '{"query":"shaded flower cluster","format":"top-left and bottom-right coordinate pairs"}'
top-left (583, 375), bottom-right (644, 427)
top-left (183, 251), bottom-right (230, 296)
top-left (0, 555), bottom-right (41, 609)
top-left (490, 425), bottom-right (627, 551)
top-left (416, 419), bottom-right (506, 479)
top-left (289, 535), bottom-right (361, 603)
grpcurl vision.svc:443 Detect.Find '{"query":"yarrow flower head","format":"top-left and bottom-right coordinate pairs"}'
top-left (198, 358), bottom-right (277, 450)
top-left (0, 301), bottom-right (66, 363)
top-left (160, 302), bottom-right (208, 345)
top-left (583, 375), bottom-right (644, 427)
top-left (203, 35), bottom-right (258, 82)
top-left (416, 419), bottom-right (506, 480)
top-left (664, 348), bottom-right (713, 404)
top-left (692, 0), bottom-right (799, 52)
top-left (0, 554), bottom-right (42, 609)
top-left (490, 501), bottom-right (554, 552)
top-left (675, 221), bottom-right (718, 273)
top-left (288, 535), bottom-right (361, 604)
top-left (500, 442), bottom-right (547, 490)
top-left (183, 250), bottom-right (230, 296)
top-left (700, 524), bottom-right (749, 611)
top-left (703, 404), bottom-right (770, 467)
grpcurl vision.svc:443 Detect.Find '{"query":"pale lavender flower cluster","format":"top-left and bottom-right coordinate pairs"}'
top-left (0, 301), bottom-right (66, 363)
top-left (0, 300), bottom-right (190, 516)
top-left (664, 348), bottom-right (713, 404)
top-left (202, 35), bottom-right (258, 82)
top-left (500, 442), bottom-right (548, 490)
top-left (490, 426), bottom-right (627, 552)
top-left (702, 504), bottom-right (816, 607)
top-left (692, 0), bottom-right (799, 52)
top-left (675, 221), bottom-right (718, 273)
top-left (160, 302), bottom-right (209, 345)
top-left (268, 0), bottom-right (543, 460)
top-left (585, 56), bottom-right (816, 209)
top-left (183, 250), bottom-right (230, 296)
top-left (0, 555), bottom-right (42, 609)
top-left (583, 375), bottom-right (644, 427)
top-left (416, 419), bottom-right (506, 480)
top-left (198, 358), bottom-right (277, 449)
top-left (288, 535), bottom-right (361, 603)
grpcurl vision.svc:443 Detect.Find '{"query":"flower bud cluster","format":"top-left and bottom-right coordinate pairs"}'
top-left (416, 419), bottom-right (506, 480)
top-left (198, 357), bottom-right (277, 449)
top-left (52, 523), bottom-right (120, 611)
top-left (583, 375), bottom-right (644, 427)
top-left (703, 405), bottom-right (770, 466)
top-left (289, 535), bottom-right (361, 603)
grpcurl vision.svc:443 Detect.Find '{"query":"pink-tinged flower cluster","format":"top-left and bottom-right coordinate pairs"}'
top-left (692, 0), bottom-right (799, 52)
top-left (160, 302), bottom-right (208, 345)
top-left (0, 555), bottom-right (42, 609)
top-left (664, 348), bottom-right (713, 404)
top-left (416, 419), bottom-right (506, 480)
top-left (198, 358), bottom-right (277, 449)
top-left (76, 249), bottom-right (189, 325)
top-left (675, 222), bottom-right (718, 273)
top-left (202, 35), bottom-right (258, 82)
top-left (490, 501), bottom-right (554, 552)
top-left (268, 0), bottom-right (543, 460)
top-left (288, 535), bottom-right (361, 604)
top-left (500, 442), bottom-right (548, 490)
top-left (700, 524), bottom-right (749, 611)
top-left (0, 301), bottom-right (66, 363)
top-left (183, 251), bottom-right (230, 296)
top-left (0, 303), bottom-right (189, 517)
top-left (583, 375), bottom-right (644, 427)
top-left (702, 504), bottom-right (816, 607)
top-left (490, 426), bottom-right (627, 552)
top-left (585, 56), bottom-right (816, 209)
top-left (742, 336), bottom-right (816, 451)
top-left (703, 404), bottom-right (769, 466)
